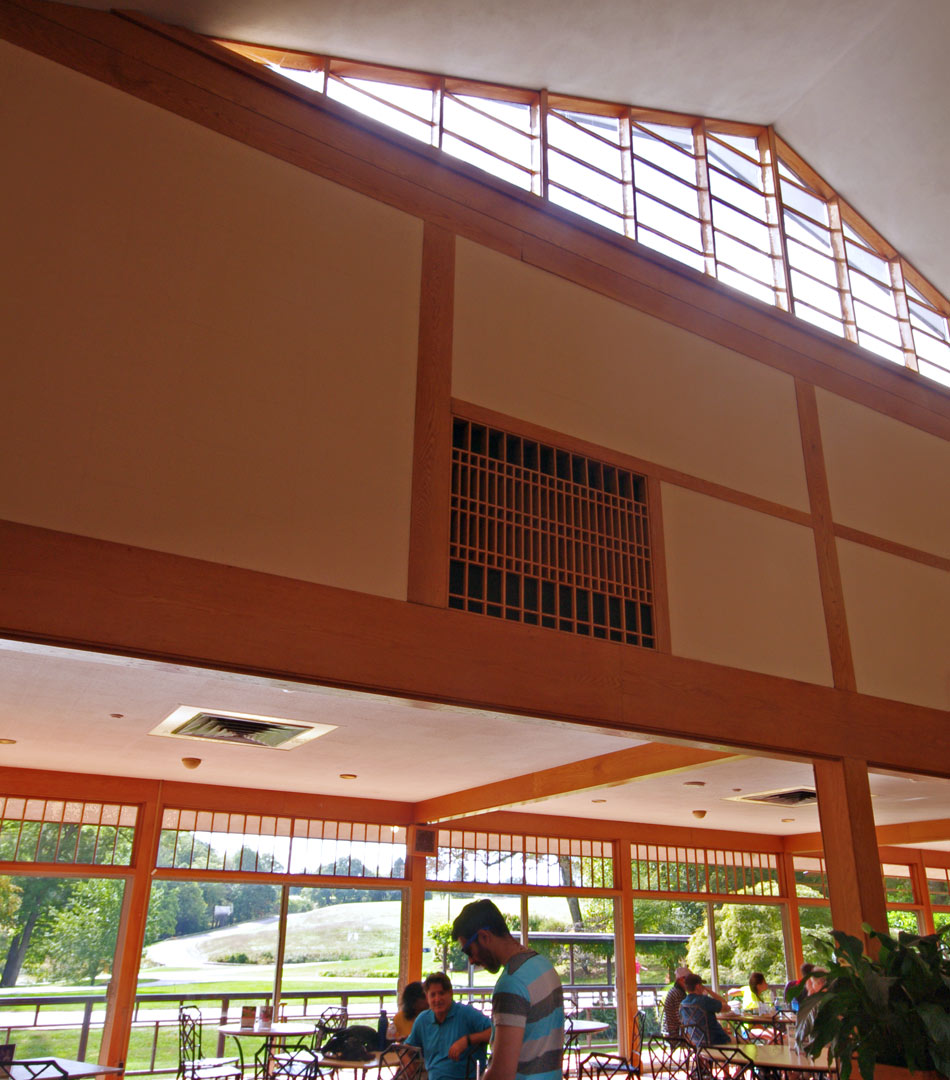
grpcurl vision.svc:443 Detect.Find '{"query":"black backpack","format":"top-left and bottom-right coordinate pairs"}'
top-left (323, 1025), bottom-right (379, 1061)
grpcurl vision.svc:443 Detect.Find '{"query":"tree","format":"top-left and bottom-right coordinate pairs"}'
top-left (45, 878), bottom-right (124, 984)
top-left (175, 882), bottom-right (210, 935)
top-left (1, 878), bottom-right (74, 987)
top-left (429, 921), bottom-right (466, 972)
top-left (144, 881), bottom-right (180, 946)
top-left (230, 883), bottom-right (279, 922)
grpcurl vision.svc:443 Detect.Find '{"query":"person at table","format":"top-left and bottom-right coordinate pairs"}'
top-left (804, 969), bottom-right (827, 995)
top-left (783, 963), bottom-right (814, 1012)
top-left (406, 972), bottom-right (492, 1080)
top-left (390, 981), bottom-right (427, 1041)
top-left (679, 973), bottom-right (731, 1045)
top-left (662, 965), bottom-right (693, 1038)
top-left (739, 972), bottom-right (773, 1012)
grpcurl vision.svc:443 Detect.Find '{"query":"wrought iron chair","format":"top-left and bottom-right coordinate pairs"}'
top-left (271, 1006), bottom-right (349, 1077)
top-left (642, 1034), bottom-right (691, 1080)
top-left (578, 1012), bottom-right (644, 1080)
top-left (381, 1043), bottom-right (427, 1080)
top-left (693, 1044), bottom-right (754, 1080)
top-left (678, 1005), bottom-right (716, 1050)
top-left (177, 1006), bottom-right (241, 1080)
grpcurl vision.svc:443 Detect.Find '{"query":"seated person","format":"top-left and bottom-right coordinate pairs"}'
top-left (739, 972), bottom-right (772, 1012)
top-left (679, 974), bottom-right (730, 1046)
top-left (390, 982), bottom-right (428, 1041)
top-left (784, 963), bottom-right (814, 1012)
top-left (662, 966), bottom-right (692, 1039)
top-left (406, 972), bottom-right (492, 1080)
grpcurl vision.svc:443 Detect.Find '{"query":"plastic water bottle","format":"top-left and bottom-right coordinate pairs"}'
top-left (377, 1009), bottom-right (388, 1050)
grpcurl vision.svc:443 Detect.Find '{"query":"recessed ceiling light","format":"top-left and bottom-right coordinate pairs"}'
top-left (592, 798), bottom-right (607, 804)
top-left (683, 781), bottom-right (706, 787)
top-left (181, 757), bottom-right (202, 770)
top-left (110, 713), bottom-right (124, 719)
top-left (0, 738), bottom-right (16, 745)
top-left (781, 817), bottom-right (796, 823)
top-left (339, 773), bottom-right (357, 780)
top-left (692, 809), bottom-right (707, 819)
top-left (732, 788), bottom-right (742, 792)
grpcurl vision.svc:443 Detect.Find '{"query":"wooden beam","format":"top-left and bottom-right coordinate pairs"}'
top-left (408, 224), bottom-right (455, 607)
top-left (413, 743), bottom-right (739, 822)
top-left (795, 380), bottom-right (856, 691)
top-left (813, 758), bottom-right (888, 941)
top-left (2, 519), bottom-right (950, 775)
top-left (784, 817), bottom-right (950, 852)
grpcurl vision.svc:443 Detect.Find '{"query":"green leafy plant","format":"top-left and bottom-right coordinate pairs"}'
top-left (794, 925), bottom-right (950, 1080)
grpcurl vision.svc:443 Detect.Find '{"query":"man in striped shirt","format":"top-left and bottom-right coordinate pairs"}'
top-left (452, 899), bottom-right (564, 1080)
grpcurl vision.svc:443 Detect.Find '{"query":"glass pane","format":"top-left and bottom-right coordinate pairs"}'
top-left (717, 266), bottom-right (776, 305)
top-left (635, 192), bottom-right (702, 253)
top-left (857, 330), bottom-right (904, 365)
top-left (442, 133), bottom-right (534, 191)
top-left (707, 138), bottom-right (763, 190)
top-left (327, 77), bottom-right (433, 143)
top-left (632, 124), bottom-right (697, 184)
top-left (918, 358), bottom-right (950, 388)
top-left (784, 210), bottom-right (834, 258)
top-left (935, 911), bottom-right (950, 930)
top-left (549, 185), bottom-right (625, 234)
top-left (527, 894), bottom-right (616, 1047)
top-left (798, 904), bottom-right (832, 965)
top-left (270, 65), bottom-right (325, 93)
top-left (634, 159), bottom-right (700, 215)
top-left (853, 300), bottom-right (902, 345)
top-left (887, 909), bottom-right (922, 934)
top-left (709, 169), bottom-right (767, 220)
top-left (794, 303), bottom-right (845, 337)
top-left (790, 269), bottom-right (842, 317)
top-left (548, 113), bottom-right (624, 177)
top-left (547, 149), bottom-right (625, 215)
top-left (786, 237), bottom-right (839, 287)
top-left (638, 229), bottom-right (706, 273)
top-left (712, 200), bottom-right (770, 252)
top-left (633, 898), bottom-right (707, 1034)
top-left (715, 233), bottom-right (773, 285)
top-left (846, 240), bottom-right (891, 285)
top-left (281, 886), bottom-right (402, 1009)
top-left (779, 177), bottom-right (829, 225)
top-left (708, 903), bottom-right (787, 989)
top-left (443, 95), bottom-right (534, 175)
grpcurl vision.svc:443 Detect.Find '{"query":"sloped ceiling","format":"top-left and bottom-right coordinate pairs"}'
top-left (63, 0), bottom-right (950, 297)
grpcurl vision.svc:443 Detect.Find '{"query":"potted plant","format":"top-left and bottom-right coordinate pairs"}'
top-left (793, 925), bottom-right (950, 1080)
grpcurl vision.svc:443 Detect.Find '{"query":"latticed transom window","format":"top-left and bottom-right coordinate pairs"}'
top-left (427, 828), bottom-right (613, 887)
top-left (793, 854), bottom-right (829, 898)
top-left (158, 809), bottom-right (407, 877)
top-left (631, 843), bottom-right (779, 896)
top-left (0, 797), bottom-right (137, 865)
top-left (926, 866), bottom-right (950, 907)
top-left (449, 418), bottom-right (655, 647)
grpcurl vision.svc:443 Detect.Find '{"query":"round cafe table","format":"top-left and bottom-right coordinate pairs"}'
top-left (218, 1021), bottom-right (316, 1078)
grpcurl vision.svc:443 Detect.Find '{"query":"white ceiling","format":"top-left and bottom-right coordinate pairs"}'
top-left (63, 0), bottom-right (950, 299)
top-left (2, 637), bottom-right (949, 844)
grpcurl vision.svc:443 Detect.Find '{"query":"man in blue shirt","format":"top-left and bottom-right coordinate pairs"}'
top-left (452, 899), bottom-right (564, 1080)
top-left (679, 973), bottom-right (730, 1045)
top-left (407, 972), bottom-right (491, 1080)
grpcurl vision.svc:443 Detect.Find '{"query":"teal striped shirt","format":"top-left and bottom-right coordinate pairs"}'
top-left (492, 950), bottom-right (564, 1080)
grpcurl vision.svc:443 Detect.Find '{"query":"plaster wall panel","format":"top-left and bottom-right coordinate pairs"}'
top-left (661, 485), bottom-right (833, 684)
top-left (0, 42), bottom-right (422, 600)
top-left (816, 388), bottom-right (950, 559)
top-left (837, 540), bottom-right (950, 711)
top-left (453, 239), bottom-right (809, 511)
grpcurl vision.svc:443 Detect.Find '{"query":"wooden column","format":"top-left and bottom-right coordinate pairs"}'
top-left (407, 223), bottom-right (455, 607)
top-left (613, 840), bottom-right (639, 1058)
top-left (813, 758), bottom-right (888, 944)
top-left (779, 851), bottom-right (804, 978)
top-left (100, 783), bottom-right (164, 1066)
top-left (401, 829), bottom-right (428, 984)
top-left (908, 849), bottom-right (935, 934)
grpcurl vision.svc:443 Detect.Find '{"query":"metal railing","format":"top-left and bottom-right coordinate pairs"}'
top-left (0, 983), bottom-right (622, 1077)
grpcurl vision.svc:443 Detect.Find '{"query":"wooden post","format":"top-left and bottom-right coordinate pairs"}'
top-left (813, 758), bottom-right (888, 945)
top-left (614, 840), bottom-right (638, 1059)
top-left (779, 851), bottom-right (804, 978)
top-left (401, 828), bottom-right (428, 984)
top-left (100, 783), bottom-right (164, 1066)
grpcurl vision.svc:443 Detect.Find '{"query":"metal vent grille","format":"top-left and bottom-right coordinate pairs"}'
top-left (149, 707), bottom-right (335, 751)
top-left (449, 418), bottom-right (655, 647)
top-left (729, 788), bottom-right (818, 807)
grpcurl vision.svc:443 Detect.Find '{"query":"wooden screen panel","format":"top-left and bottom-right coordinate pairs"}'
top-left (427, 828), bottom-right (613, 887)
top-left (157, 808), bottom-right (407, 877)
top-left (449, 418), bottom-right (655, 648)
top-left (0, 796), bottom-right (137, 865)
top-left (631, 843), bottom-right (780, 897)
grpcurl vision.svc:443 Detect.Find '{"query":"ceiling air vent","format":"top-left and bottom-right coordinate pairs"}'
top-left (149, 706), bottom-right (335, 751)
top-left (728, 788), bottom-right (818, 808)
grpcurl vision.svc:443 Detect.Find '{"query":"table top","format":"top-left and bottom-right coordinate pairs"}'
top-left (218, 1022), bottom-right (316, 1037)
top-left (705, 1044), bottom-right (833, 1072)
top-left (7, 1059), bottom-right (124, 1080)
top-left (566, 1019), bottom-right (610, 1035)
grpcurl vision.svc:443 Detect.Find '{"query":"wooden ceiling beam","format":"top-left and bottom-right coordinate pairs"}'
top-left (784, 817), bottom-right (950, 853)
top-left (412, 742), bottom-right (739, 823)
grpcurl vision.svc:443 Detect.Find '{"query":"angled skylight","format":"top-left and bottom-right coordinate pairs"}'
top-left (220, 38), bottom-right (950, 391)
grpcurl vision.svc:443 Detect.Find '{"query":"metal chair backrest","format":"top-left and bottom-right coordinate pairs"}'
top-left (386, 1043), bottom-right (427, 1080)
top-left (644, 1035), bottom-right (688, 1080)
top-left (696, 1044), bottom-right (754, 1080)
top-left (315, 1007), bottom-right (348, 1050)
top-left (179, 1006), bottom-right (203, 1065)
top-left (10, 1062), bottom-right (70, 1080)
top-left (679, 1005), bottom-right (714, 1049)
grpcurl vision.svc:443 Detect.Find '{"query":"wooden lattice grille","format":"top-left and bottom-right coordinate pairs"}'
top-left (631, 843), bottom-right (779, 896)
top-left (427, 829), bottom-right (613, 887)
top-left (0, 797), bottom-right (137, 865)
top-left (158, 809), bottom-right (407, 878)
top-left (449, 418), bottom-right (655, 647)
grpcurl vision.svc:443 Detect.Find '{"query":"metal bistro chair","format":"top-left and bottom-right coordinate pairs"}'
top-left (642, 1035), bottom-right (691, 1080)
top-left (381, 1044), bottom-right (427, 1080)
top-left (178, 1006), bottom-right (241, 1080)
top-left (579, 1012), bottom-right (643, 1080)
top-left (7, 1062), bottom-right (70, 1080)
top-left (693, 1045), bottom-right (754, 1080)
top-left (271, 1006), bottom-right (349, 1079)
